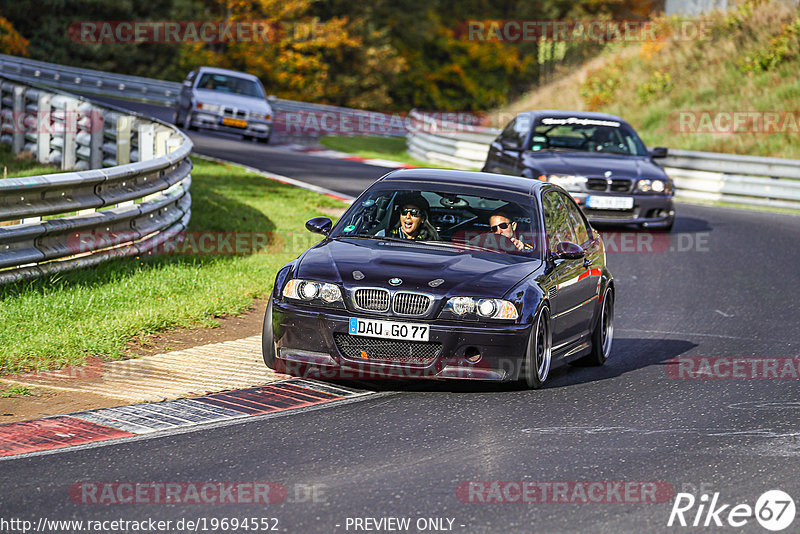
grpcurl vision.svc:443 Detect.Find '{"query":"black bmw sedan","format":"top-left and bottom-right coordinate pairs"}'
top-left (483, 110), bottom-right (675, 231)
top-left (262, 169), bottom-right (614, 389)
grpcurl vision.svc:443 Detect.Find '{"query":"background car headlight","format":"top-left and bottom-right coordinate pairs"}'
top-left (196, 102), bottom-right (220, 113)
top-left (442, 297), bottom-right (518, 320)
top-left (546, 175), bottom-right (587, 191)
top-left (283, 279), bottom-right (343, 306)
top-left (636, 179), bottom-right (668, 193)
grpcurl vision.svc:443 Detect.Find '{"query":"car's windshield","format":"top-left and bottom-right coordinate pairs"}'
top-left (196, 73), bottom-right (265, 98)
top-left (530, 116), bottom-right (648, 156)
top-left (331, 186), bottom-right (542, 257)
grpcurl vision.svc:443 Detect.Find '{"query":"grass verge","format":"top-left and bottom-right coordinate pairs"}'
top-left (0, 145), bottom-right (63, 178)
top-left (495, 2), bottom-right (800, 159)
top-left (319, 136), bottom-right (449, 168)
top-left (0, 385), bottom-right (32, 398)
top-left (0, 158), bottom-right (347, 375)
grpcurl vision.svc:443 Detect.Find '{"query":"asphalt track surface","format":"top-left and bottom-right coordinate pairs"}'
top-left (2, 97), bottom-right (800, 533)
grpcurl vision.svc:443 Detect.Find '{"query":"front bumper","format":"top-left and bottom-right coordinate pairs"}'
top-left (191, 111), bottom-right (272, 139)
top-left (569, 192), bottom-right (674, 226)
top-left (270, 301), bottom-right (531, 382)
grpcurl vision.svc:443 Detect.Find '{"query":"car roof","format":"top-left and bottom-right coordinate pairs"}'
top-left (377, 168), bottom-right (544, 195)
top-left (195, 66), bottom-right (260, 81)
top-left (516, 109), bottom-right (628, 124)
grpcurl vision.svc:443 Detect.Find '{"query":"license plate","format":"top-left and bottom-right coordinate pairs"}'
top-left (349, 318), bottom-right (429, 341)
top-left (221, 117), bottom-right (248, 128)
top-left (586, 196), bottom-right (634, 210)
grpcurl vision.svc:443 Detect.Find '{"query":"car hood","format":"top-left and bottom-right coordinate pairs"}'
top-left (193, 89), bottom-right (272, 113)
top-left (295, 238), bottom-right (542, 299)
top-left (523, 151), bottom-right (667, 179)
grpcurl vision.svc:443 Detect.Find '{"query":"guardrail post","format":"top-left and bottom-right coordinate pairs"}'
top-left (62, 98), bottom-right (77, 170)
top-left (36, 92), bottom-right (51, 164)
top-left (89, 106), bottom-right (104, 169)
top-left (116, 115), bottom-right (131, 165)
top-left (12, 85), bottom-right (24, 153)
top-left (154, 127), bottom-right (170, 157)
top-left (138, 123), bottom-right (154, 162)
top-left (167, 135), bottom-right (182, 153)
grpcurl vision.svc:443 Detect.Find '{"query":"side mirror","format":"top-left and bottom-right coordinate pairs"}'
top-left (306, 217), bottom-right (332, 235)
top-left (649, 146), bottom-right (668, 158)
top-left (552, 241), bottom-right (584, 260)
top-left (267, 94), bottom-right (277, 102)
top-left (183, 80), bottom-right (193, 87)
top-left (500, 138), bottom-right (522, 150)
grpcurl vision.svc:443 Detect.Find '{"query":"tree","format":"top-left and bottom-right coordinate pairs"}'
top-left (0, 16), bottom-right (29, 56)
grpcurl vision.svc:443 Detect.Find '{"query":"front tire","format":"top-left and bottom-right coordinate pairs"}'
top-left (182, 109), bottom-right (195, 131)
top-left (521, 307), bottom-right (552, 389)
top-left (261, 298), bottom-right (284, 373)
top-left (584, 286), bottom-right (614, 366)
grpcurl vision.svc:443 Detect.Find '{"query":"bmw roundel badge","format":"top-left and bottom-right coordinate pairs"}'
top-left (389, 277), bottom-right (402, 286)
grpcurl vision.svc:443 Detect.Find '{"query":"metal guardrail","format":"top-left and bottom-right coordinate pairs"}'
top-left (5, 55), bottom-right (798, 210)
top-left (0, 54), bottom-right (406, 138)
top-left (406, 111), bottom-right (800, 210)
top-left (0, 75), bottom-right (193, 285)
top-left (406, 111), bottom-right (498, 169)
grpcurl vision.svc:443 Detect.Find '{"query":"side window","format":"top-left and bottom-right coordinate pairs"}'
top-left (542, 191), bottom-right (576, 252)
top-left (560, 193), bottom-right (590, 245)
top-left (500, 119), bottom-right (519, 146)
top-left (499, 116), bottom-right (529, 148)
top-left (512, 116), bottom-right (530, 147)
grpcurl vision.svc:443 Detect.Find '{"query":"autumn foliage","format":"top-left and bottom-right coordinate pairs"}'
top-left (2, 0), bottom-right (663, 111)
top-left (0, 17), bottom-right (28, 56)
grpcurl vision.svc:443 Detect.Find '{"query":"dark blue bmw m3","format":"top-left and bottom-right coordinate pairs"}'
top-left (483, 110), bottom-right (675, 231)
top-left (262, 169), bottom-right (614, 389)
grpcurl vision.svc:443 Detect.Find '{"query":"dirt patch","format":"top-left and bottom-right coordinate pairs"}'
top-left (124, 297), bottom-right (268, 357)
top-left (0, 388), bottom-right (124, 424)
top-left (0, 298), bottom-right (270, 424)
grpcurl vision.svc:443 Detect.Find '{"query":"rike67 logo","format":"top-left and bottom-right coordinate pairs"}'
top-left (668, 490), bottom-right (796, 531)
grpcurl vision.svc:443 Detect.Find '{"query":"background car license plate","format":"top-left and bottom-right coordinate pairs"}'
top-left (221, 117), bottom-right (248, 128)
top-left (349, 318), bottom-right (429, 341)
top-left (586, 196), bottom-right (634, 210)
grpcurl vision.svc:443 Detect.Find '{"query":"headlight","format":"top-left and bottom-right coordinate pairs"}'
top-left (196, 102), bottom-right (220, 113)
top-left (283, 279), bottom-right (344, 306)
top-left (636, 179), bottom-right (667, 193)
top-left (442, 297), bottom-right (519, 321)
top-left (546, 175), bottom-right (587, 191)
top-left (250, 112), bottom-right (271, 121)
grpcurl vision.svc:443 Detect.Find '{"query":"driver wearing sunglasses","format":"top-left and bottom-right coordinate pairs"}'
top-left (388, 193), bottom-right (439, 240)
top-left (489, 209), bottom-right (533, 251)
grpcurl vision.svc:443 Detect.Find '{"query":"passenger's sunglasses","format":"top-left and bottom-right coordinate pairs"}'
top-left (490, 222), bottom-right (512, 232)
top-left (401, 208), bottom-right (422, 217)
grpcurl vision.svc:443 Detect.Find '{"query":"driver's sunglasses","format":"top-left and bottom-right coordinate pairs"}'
top-left (490, 222), bottom-right (511, 232)
top-left (401, 208), bottom-right (422, 217)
